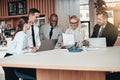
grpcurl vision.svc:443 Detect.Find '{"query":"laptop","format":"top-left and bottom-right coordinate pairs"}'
top-left (39, 39), bottom-right (57, 51)
top-left (88, 38), bottom-right (106, 48)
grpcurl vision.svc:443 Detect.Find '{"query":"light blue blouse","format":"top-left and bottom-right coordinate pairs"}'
top-left (7, 31), bottom-right (28, 54)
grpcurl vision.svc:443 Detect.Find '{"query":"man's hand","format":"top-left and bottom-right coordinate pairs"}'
top-left (31, 47), bottom-right (38, 53)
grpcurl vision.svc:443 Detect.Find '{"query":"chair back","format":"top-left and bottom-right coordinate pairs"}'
top-left (114, 38), bottom-right (120, 46)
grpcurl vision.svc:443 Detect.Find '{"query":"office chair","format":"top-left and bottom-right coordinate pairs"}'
top-left (14, 69), bottom-right (36, 80)
top-left (114, 38), bottom-right (120, 46)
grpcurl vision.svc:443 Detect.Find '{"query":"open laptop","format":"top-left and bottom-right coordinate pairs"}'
top-left (88, 38), bottom-right (106, 48)
top-left (39, 39), bottom-right (57, 51)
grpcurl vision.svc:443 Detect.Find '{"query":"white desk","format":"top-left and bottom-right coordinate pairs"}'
top-left (0, 47), bottom-right (120, 80)
top-left (0, 46), bottom-right (8, 51)
top-left (0, 47), bottom-right (7, 58)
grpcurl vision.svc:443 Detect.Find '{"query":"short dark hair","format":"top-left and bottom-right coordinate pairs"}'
top-left (69, 15), bottom-right (79, 22)
top-left (50, 13), bottom-right (58, 19)
top-left (97, 11), bottom-right (108, 19)
top-left (29, 8), bottom-right (40, 15)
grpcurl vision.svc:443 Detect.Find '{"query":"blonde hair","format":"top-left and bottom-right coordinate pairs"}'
top-left (69, 15), bottom-right (81, 29)
top-left (69, 15), bottom-right (80, 22)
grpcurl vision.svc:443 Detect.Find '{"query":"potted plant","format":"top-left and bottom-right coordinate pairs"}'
top-left (94, 0), bottom-right (107, 13)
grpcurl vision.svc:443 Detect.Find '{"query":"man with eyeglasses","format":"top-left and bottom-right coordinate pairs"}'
top-left (61, 15), bottom-right (85, 48)
top-left (40, 13), bottom-right (63, 48)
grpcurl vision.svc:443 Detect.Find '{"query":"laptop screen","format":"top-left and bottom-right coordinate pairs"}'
top-left (39, 39), bottom-right (57, 51)
top-left (88, 38), bottom-right (106, 48)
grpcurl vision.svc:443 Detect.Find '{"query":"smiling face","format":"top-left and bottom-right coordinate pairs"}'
top-left (18, 17), bottom-right (29, 31)
top-left (97, 14), bottom-right (107, 26)
top-left (50, 14), bottom-right (58, 27)
top-left (69, 16), bottom-right (80, 30)
top-left (29, 13), bottom-right (40, 24)
top-left (23, 23), bottom-right (30, 31)
top-left (96, 12), bottom-right (108, 26)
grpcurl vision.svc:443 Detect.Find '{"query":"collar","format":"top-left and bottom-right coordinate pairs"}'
top-left (100, 26), bottom-right (105, 29)
top-left (49, 25), bottom-right (55, 29)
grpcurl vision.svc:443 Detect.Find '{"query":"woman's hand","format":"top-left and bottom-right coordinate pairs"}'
top-left (27, 47), bottom-right (37, 53)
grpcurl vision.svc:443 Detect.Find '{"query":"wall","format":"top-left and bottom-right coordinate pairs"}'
top-left (89, 0), bottom-right (97, 36)
top-left (0, 0), bottom-right (56, 27)
top-left (26, 0), bottom-right (56, 22)
top-left (113, 9), bottom-right (120, 27)
top-left (56, 0), bottom-right (80, 31)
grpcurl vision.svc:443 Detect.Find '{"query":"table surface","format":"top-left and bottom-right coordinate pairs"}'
top-left (0, 46), bottom-right (8, 51)
top-left (0, 47), bottom-right (120, 72)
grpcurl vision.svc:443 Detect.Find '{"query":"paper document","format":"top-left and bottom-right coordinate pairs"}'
top-left (62, 33), bottom-right (75, 46)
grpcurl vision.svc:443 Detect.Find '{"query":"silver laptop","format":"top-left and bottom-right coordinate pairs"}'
top-left (88, 38), bottom-right (106, 48)
top-left (39, 39), bottom-right (57, 51)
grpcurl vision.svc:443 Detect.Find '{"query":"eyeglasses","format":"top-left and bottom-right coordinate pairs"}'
top-left (70, 21), bottom-right (79, 25)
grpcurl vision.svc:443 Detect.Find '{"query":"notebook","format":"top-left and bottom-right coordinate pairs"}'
top-left (88, 38), bottom-right (106, 48)
top-left (39, 39), bottom-right (57, 51)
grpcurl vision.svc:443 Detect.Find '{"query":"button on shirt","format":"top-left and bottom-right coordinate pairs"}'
top-left (7, 31), bottom-right (28, 54)
top-left (26, 24), bottom-right (41, 48)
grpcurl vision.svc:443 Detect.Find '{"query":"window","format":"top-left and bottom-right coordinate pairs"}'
top-left (104, 0), bottom-right (120, 24)
top-left (80, 0), bottom-right (90, 39)
top-left (80, 5), bottom-right (89, 21)
top-left (106, 10), bottom-right (114, 24)
top-left (104, 0), bottom-right (120, 8)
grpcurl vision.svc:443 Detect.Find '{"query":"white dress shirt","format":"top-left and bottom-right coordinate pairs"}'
top-left (26, 24), bottom-right (41, 48)
top-left (98, 26), bottom-right (105, 37)
top-left (98, 26), bottom-right (105, 33)
top-left (65, 26), bottom-right (85, 46)
top-left (7, 31), bottom-right (28, 54)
